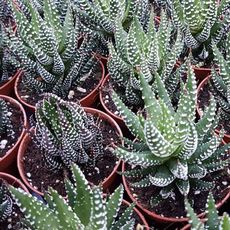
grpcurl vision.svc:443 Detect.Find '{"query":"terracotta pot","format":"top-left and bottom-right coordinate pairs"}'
top-left (196, 76), bottom-right (230, 143)
top-left (122, 162), bottom-right (230, 223)
top-left (0, 95), bottom-right (28, 173)
top-left (17, 108), bottom-right (122, 196)
top-left (0, 172), bottom-right (29, 193)
top-left (122, 199), bottom-right (150, 230)
top-left (0, 70), bottom-right (22, 96)
top-left (14, 59), bottom-right (105, 112)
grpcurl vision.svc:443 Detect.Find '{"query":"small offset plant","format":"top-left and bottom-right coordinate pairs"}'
top-left (112, 63), bottom-right (230, 205)
top-left (72, 0), bottom-right (150, 37)
top-left (185, 193), bottom-right (230, 229)
top-left (0, 179), bottom-right (13, 222)
top-left (10, 164), bottom-right (136, 229)
top-left (34, 93), bottom-right (104, 171)
top-left (6, 0), bottom-right (102, 98)
top-left (209, 32), bottom-right (230, 129)
top-left (171, 0), bottom-right (230, 63)
top-left (0, 98), bottom-right (15, 149)
top-left (107, 10), bottom-right (183, 107)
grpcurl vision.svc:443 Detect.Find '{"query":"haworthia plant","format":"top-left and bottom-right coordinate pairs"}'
top-left (71, 0), bottom-right (150, 37)
top-left (107, 10), bottom-right (183, 107)
top-left (0, 24), bottom-right (19, 84)
top-left (112, 63), bottom-right (230, 204)
top-left (34, 93), bottom-right (104, 171)
top-left (10, 164), bottom-right (136, 230)
top-left (5, 0), bottom-right (102, 98)
top-left (209, 31), bottom-right (230, 131)
top-left (171, 0), bottom-right (230, 63)
top-left (0, 179), bottom-right (13, 222)
top-left (185, 193), bottom-right (230, 230)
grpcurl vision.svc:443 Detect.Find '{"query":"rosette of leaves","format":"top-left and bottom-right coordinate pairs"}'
top-left (10, 164), bottom-right (135, 230)
top-left (71, 0), bottom-right (151, 37)
top-left (112, 63), bottom-right (230, 205)
top-left (171, 0), bottom-right (230, 64)
top-left (209, 32), bottom-right (230, 130)
top-left (0, 98), bottom-right (15, 141)
top-left (0, 179), bottom-right (13, 222)
top-left (34, 93), bottom-right (104, 171)
top-left (185, 193), bottom-right (230, 229)
top-left (5, 0), bottom-right (102, 99)
top-left (107, 10), bottom-right (183, 107)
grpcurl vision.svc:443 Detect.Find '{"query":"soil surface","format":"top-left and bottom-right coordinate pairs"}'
top-left (125, 164), bottom-right (230, 219)
top-left (23, 115), bottom-right (120, 196)
top-left (0, 101), bottom-right (23, 157)
top-left (197, 82), bottom-right (230, 134)
top-left (0, 182), bottom-right (26, 230)
top-left (17, 64), bottom-right (102, 106)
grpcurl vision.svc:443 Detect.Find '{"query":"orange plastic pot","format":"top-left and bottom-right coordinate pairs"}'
top-left (0, 172), bottom-right (29, 193)
top-left (122, 162), bottom-right (230, 223)
top-left (0, 70), bottom-right (22, 96)
top-left (14, 59), bottom-right (105, 112)
top-left (0, 95), bottom-right (28, 173)
top-left (196, 76), bottom-right (230, 143)
top-left (17, 108), bottom-right (122, 196)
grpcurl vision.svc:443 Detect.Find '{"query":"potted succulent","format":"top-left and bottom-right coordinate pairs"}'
top-left (17, 93), bottom-right (122, 196)
top-left (171, 0), bottom-right (230, 81)
top-left (100, 11), bottom-right (183, 127)
top-left (10, 163), bottom-right (149, 229)
top-left (0, 172), bottom-right (29, 229)
top-left (5, 0), bottom-right (105, 111)
top-left (197, 33), bottom-right (230, 143)
top-left (111, 64), bottom-right (230, 222)
top-left (0, 95), bottom-right (27, 173)
top-left (182, 193), bottom-right (230, 230)
top-left (0, 23), bottom-right (20, 96)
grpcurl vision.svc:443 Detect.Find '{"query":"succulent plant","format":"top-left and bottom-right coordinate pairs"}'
top-left (185, 193), bottom-right (230, 229)
top-left (0, 179), bottom-right (13, 222)
top-left (171, 0), bottom-right (230, 63)
top-left (112, 63), bottom-right (230, 204)
top-left (0, 98), bottom-right (15, 143)
top-left (107, 10), bottom-right (183, 107)
top-left (5, 0), bottom-right (103, 99)
top-left (34, 93), bottom-right (104, 171)
top-left (71, 0), bottom-right (150, 37)
top-left (10, 164), bottom-right (136, 229)
top-left (0, 24), bottom-right (19, 85)
top-left (209, 32), bottom-right (230, 131)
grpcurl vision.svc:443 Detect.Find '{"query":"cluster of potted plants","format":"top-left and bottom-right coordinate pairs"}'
top-left (0, 0), bottom-right (229, 229)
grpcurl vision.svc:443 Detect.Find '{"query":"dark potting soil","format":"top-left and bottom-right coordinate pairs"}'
top-left (198, 83), bottom-right (230, 134)
top-left (0, 102), bottom-right (23, 157)
top-left (0, 187), bottom-right (25, 230)
top-left (17, 65), bottom-right (102, 106)
top-left (23, 116), bottom-right (120, 196)
top-left (125, 164), bottom-right (230, 219)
